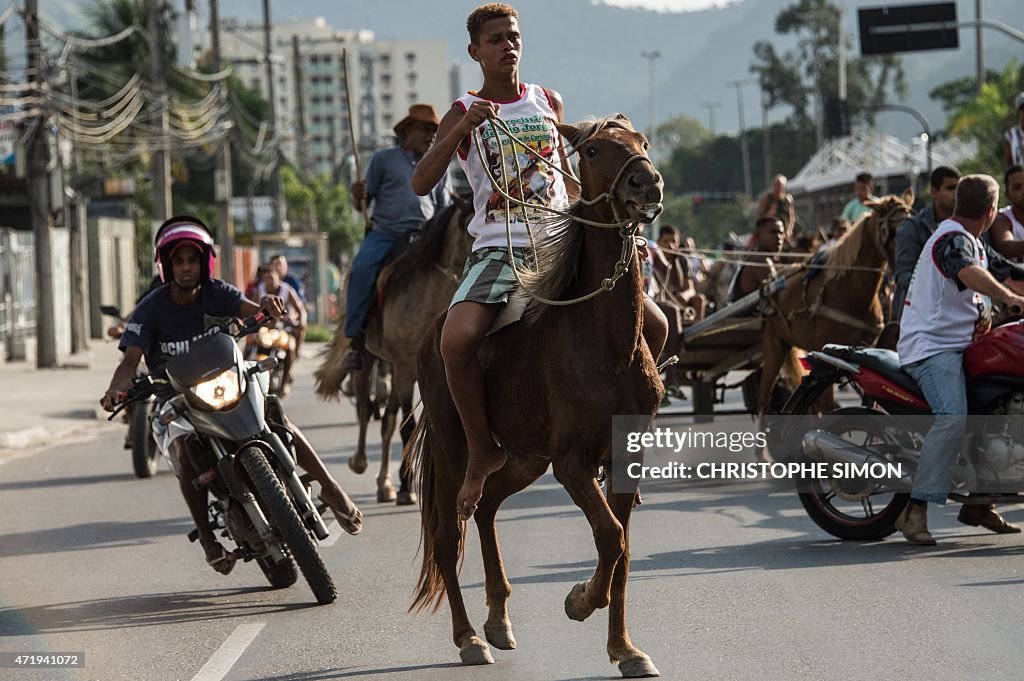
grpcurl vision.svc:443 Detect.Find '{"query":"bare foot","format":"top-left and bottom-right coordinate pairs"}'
top-left (201, 539), bottom-right (237, 575)
top-left (457, 446), bottom-right (506, 521)
top-left (319, 483), bottom-right (363, 535)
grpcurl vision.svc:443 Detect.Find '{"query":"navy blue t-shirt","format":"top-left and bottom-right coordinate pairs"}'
top-left (119, 278), bottom-right (245, 375)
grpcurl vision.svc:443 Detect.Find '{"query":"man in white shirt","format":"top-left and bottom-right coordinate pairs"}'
top-left (896, 174), bottom-right (1024, 545)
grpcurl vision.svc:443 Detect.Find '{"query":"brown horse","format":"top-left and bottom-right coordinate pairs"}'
top-left (757, 190), bottom-right (914, 420)
top-left (404, 115), bottom-right (663, 677)
top-left (316, 200), bottom-right (474, 503)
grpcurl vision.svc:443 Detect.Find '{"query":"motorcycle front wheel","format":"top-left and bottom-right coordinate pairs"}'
top-left (797, 408), bottom-right (911, 540)
top-left (239, 447), bottom-right (337, 604)
top-left (257, 554), bottom-right (298, 589)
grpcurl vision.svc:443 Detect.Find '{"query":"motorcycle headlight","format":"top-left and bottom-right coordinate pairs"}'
top-left (258, 327), bottom-right (278, 346)
top-left (190, 367), bottom-right (242, 410)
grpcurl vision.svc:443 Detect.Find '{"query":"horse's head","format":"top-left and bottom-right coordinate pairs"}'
top-left (556, 114), bottom-right (663, 224)
top-left (864, 188), bottom-right (914, 268)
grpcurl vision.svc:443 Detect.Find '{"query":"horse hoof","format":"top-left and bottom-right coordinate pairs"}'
top-left (484, 623), bottom-right (517, 650)
top-left (618, 655), bottom-right (660, 678)
top-left (459, 637), bottom-right (494, 665)
top-left (348, 456), bottom-right (368, 475)
top-left (396, 491), bottom-right (418, 506)
top-left (564, 581), bottom-right (595, 622)
top-left (377, 484), bottom-right (397, 503)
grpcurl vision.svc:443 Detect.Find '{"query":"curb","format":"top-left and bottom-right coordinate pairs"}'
top-left (0, 410), bottom-right (113, 457)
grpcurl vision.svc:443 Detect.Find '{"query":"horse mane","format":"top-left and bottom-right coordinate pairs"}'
top-left (821, 207), bottom-right (875, 283)
top-left (381, 202), bottom-right (459, 296)
top-left (516, 115), bottom-right (632, 325)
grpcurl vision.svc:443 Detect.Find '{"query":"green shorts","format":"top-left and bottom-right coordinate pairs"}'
top-left (449, 247), bottom-right (530, 309)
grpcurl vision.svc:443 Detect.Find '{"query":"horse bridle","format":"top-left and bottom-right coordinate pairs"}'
top-left (472, 118), bottom-right (662, 306)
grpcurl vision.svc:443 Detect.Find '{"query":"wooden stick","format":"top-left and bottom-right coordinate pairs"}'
top-left (342, 47), bottom-right (370, 230)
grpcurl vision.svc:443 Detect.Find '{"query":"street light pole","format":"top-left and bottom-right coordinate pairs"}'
top-left (728, 79), bottom-right (754, 198)
top-left (640, 50), bottom-right (661, 156)
top-left (700, 101), bottom-right (721, 136)
top-left (975, 0), bottom-right (984, 94)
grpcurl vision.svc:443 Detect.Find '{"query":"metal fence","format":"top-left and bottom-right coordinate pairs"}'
top-left (0, 229), bottom-right (36, 361)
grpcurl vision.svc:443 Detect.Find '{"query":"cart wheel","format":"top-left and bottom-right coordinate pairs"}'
top-left (693, 381), bottom-right (714, 423)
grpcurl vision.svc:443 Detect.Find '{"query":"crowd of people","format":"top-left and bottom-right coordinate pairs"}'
top-left (96, 0), bottom-right (1024, 575)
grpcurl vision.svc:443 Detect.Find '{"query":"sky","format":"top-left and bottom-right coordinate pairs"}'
top-left (595, 0), bottom-right (739, 11)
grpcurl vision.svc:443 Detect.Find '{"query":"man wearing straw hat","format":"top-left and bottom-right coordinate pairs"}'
top-left (339, 103), bottom-right (453, 373)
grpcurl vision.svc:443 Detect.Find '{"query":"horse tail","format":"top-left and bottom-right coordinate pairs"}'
top-left (780, 346), bottom-right (805, 391)
top-left (313, 313), bottom-right (350, 402)
top-left (405, 410), bottom-right (464, 613)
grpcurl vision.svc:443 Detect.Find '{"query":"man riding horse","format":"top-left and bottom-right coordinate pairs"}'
top-left (339, 103), bottom-right (452, 376)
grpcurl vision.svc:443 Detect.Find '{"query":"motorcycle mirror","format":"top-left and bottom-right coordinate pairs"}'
top-left (100, 305), bottom-right (122, 318)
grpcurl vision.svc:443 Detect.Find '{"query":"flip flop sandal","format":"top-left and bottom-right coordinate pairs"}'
top-left (332, 506), bottom-right (362, 536)
top-left (206, 545), bottom-right (237, 575)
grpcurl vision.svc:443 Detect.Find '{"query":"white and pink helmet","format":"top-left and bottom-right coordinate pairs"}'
top-left (154, 216), bottom-right (216, 283)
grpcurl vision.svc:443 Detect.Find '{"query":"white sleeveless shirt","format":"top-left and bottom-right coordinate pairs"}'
top-left (1000, 205), bottom-right (1024, 243)
top-left (455, 83), bottom-right (570, 251)
top-left (898, 219), bottom-right (992, 366)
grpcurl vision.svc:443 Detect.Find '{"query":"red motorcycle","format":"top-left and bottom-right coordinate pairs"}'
top-left (776, 319), bottom-right (1024, 540)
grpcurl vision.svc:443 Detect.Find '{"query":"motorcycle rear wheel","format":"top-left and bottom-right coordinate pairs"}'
top-left (797, 408), bottom-right (911, 540)
top-left (131, 402), bottom-right (159, 478)
top-left (239, 447), bottom-right (337, 604)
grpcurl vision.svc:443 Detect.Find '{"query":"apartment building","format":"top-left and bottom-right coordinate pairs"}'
top-left (213, 17), bottom-right (447, 178)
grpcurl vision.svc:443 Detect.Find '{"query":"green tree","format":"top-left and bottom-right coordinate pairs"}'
top-left (947, 61), bottom-right (1024, 177)
top-left (281, 166), bottom-right (360, 258)
top-left (750, 0), bottom-right (906, 144)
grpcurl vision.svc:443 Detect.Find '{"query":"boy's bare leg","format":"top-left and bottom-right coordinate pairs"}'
top-left (284, 414), bottom-right (362, 534)
top-left (441, 301), bottom-right (505, 520)
top-left (172, 439), bottom-right (235, 573)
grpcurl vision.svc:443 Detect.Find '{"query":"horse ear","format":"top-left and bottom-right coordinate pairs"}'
top-left (556, 121), bottom-right (582, 146)
top-left (900, 188), bottom-right (915, 206)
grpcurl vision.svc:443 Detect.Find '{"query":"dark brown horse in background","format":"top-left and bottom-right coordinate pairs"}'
top-left (405, 115), bottom-right (664, 677)
top-left (757, 191), bottom-right (913, 423)
top-left (316, 200), bottom-right (474, 503)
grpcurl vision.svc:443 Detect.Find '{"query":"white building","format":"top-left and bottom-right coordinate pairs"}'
top-left (212, 17), bottom-right (448, 178)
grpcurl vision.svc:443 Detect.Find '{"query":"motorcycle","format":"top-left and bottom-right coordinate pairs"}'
top-left (109, 312), bottom-right (336, 604)
top-left (101, 304), bottom-right (161, 478)
top-left (776, 317), bottom-right (1024, 540)
top-left (245, 319), bottom-right (295, 395)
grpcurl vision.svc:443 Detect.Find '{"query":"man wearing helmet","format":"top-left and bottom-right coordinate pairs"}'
top-left (100, 217), bottom-right (362, 574)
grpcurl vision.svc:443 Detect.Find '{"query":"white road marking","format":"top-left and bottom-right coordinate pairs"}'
top-left (190, 622), bottom-right (266, 681)
top-left (320, 519), bottom-right (341, 547)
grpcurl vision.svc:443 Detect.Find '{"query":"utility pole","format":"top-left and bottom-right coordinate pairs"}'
top-left (760, 89), bottom-right (771, 187)
top-left (68, 68), bottom-right (89, 353)
top-left (148, 0), bottom-right (171, 222)
top-left (975, 0), bottom-right (984, 94)
top-left (640, 50), bottom-right (661, 156)
top-left (262, 0), bottom-right (284, 231)
top-left (699, 101), bottom-right (721, 136)
top-left (291, 34), bottom-right (310, 179)
top-left (210, 0), bottom-right (235, 284)
top-left (26, 0), bottom-right (56, 367)
top-left (728, 79), bottom-right (753, 198)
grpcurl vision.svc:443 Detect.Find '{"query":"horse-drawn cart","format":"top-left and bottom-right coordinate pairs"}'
top-left (667, 289), bottom-right (763, 421)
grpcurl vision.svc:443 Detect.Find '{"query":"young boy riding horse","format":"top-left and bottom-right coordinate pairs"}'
top-left (411, 2), bottom-right (669, 520)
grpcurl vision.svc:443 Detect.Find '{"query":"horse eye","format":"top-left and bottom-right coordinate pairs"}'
top-left (642, 140), bottom-right (649, 151)
top-left (585, 146), bottom-right (597, 158)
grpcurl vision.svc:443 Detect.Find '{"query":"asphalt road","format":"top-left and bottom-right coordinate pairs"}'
top-left (3, 361), bottom-right (1024, 681)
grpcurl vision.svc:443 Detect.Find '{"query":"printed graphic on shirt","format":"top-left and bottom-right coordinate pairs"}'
top-left (156, 313), bottom-right (233, 359)
top-left (479, 114), bottom-right (558, 224)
